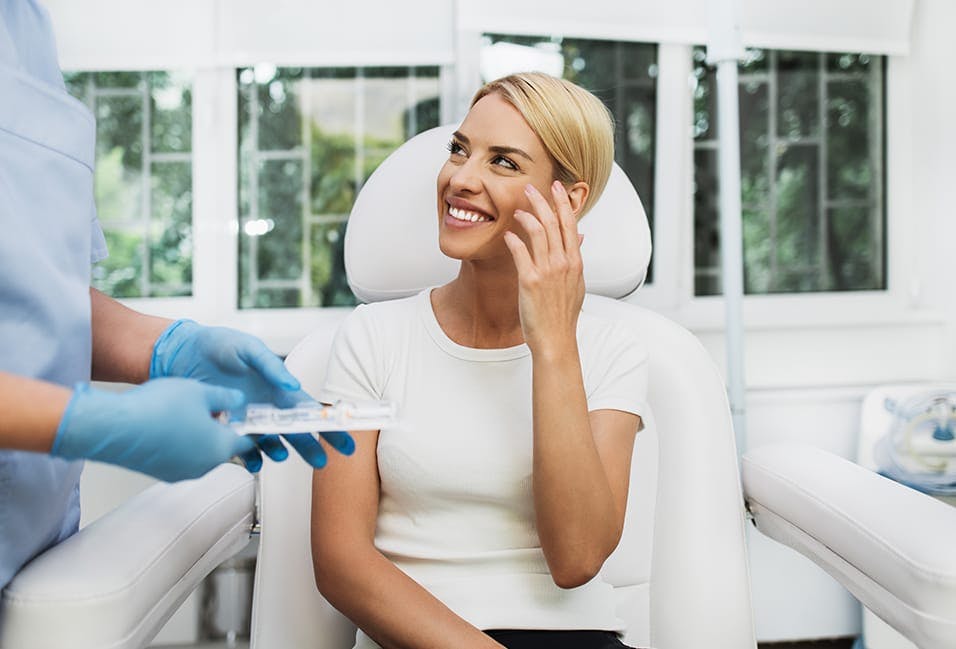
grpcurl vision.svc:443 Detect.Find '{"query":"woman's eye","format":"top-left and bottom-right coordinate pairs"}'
top-left (493, 155), bottom-right (518, 171)
top-left (446, 140), bottom-right (465, 157)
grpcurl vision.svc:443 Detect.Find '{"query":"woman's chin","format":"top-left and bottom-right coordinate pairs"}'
top-left (438, 238), bottom-right (469, 260)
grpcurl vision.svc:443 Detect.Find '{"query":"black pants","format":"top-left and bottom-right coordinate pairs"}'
top-left (484, 630), bottom-right (636, 649)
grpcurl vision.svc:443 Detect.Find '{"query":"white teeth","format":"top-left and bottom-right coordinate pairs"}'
top-left (449, 206), bottom-right (490, 223)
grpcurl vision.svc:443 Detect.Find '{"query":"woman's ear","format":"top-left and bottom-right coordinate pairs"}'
top-left (566, 181), bottom-right (590, 219)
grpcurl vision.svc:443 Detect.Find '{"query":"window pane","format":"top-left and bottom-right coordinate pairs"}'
top-left (692, 48), bottom-right (885, 295)
top-left (256, 158), bottom-right (304, 282)
top-left (483, 35), bottom-right (658, 283)
top-left (827, 79), bottom-right (875, 201)
top-left (150, 71), bottom-right (192, 154)
top-left (237, 66), bottom-right (441, 309)
top-left (64, 70), bottom-right (194, 298)
top-left (149, 161), bottom-right (192, 296)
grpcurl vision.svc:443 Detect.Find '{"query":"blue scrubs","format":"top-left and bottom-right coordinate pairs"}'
top-left (0, 0), bottom-right (108, 589)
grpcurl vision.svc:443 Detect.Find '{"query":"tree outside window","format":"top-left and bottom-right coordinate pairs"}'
top-left (65, 71), bottom-right (194, 298)
top-left (237, 66), bottom-right (441, 309)
top-left (693, 48), bottom-right (885, 296)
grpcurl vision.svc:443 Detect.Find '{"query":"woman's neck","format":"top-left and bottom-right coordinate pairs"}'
top-left (431, 259), bottom-right (524, 349)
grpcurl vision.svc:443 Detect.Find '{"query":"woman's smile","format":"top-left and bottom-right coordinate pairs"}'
top-left (444, 197), bottom-right (495, 229)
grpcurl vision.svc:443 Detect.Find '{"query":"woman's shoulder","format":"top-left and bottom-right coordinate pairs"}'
top-left (577, 311), bottom-right (649, 363)
top-left (353, 292), bottom-right (421, 318)
top-left (578, 310), bottom-right (644, 343)
top-left (339, 291), bottom-right (424, 341)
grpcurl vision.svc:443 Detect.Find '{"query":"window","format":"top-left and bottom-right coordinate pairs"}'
top-left (236, 66), bottom-right (441, 309)
top-left (481, 35), bottom-right (658, 282)
top-left (65, 71), bottom-right (194, 298)
top-left (693, 49), bottom-right (886, 296)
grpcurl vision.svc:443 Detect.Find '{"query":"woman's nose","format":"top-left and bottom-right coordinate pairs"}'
top-left (448, 159), bottom-right (482, 193)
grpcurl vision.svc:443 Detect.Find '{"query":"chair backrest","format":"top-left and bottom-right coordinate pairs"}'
top-left (251, 125), bottom-right (756, 649)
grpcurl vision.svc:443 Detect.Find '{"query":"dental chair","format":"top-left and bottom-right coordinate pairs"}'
top-left (3, 125), bottom-right (956, 649)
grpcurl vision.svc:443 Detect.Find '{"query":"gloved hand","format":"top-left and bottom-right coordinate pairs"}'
top-left (150, 319), bottom-right (302, 408)
top-left (150, 320), bottom-right (354, 469)
top-left (51, 378), bottom-right (256, 482)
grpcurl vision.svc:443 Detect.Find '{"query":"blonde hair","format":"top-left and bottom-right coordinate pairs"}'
top-left (471, 72), bottom-right (615, 218)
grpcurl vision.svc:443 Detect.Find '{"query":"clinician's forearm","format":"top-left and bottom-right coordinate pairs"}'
top-left (314, 545), bottom-right (502, 649)
top-left (531, 347), bottom-right (620, 587)
top-left (89, 288), bottom-right (172, 383)
top-left (0, 372), bottom-right (72, 452)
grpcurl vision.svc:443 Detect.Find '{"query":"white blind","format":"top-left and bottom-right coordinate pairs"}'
top-left (459, 0), bottom-right (916, 55)
top-left (46, 0), bottom-right (455, 70)
top-left (218, 0), bottom-right (455, 66)
top-left (46, 0), bottom-right (218, 69)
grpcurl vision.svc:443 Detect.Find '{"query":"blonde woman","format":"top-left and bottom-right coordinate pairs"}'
top-left (311, 73), bottom-right (649, 649)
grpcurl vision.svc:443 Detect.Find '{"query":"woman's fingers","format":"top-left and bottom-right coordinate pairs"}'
top-left (550, 181), bottom-right (582, 258)
top-left (523, 184), bottom-right (563, 255)
top-left (503, 230), bottom-right (535, 278)
top-left (512, 208), bottom-right (548, 263)
top-left (513, 182), bottom-right (582, 273)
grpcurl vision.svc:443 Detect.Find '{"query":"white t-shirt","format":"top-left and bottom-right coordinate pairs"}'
top-left (323, 289), bottom-right (649, 649)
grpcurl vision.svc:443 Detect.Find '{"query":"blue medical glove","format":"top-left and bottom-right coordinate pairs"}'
top-left (51, 378), bottom-right (257, 482)
top-left (150, 319), bottom-right (302, 408)
top-left (150, 320), bottom-right (354, 469)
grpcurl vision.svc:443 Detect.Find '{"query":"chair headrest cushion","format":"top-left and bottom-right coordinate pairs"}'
top-left (345, 125), bottom-right (651, 302)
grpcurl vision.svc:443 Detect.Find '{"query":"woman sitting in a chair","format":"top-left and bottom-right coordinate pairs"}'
top-left (311, 72), bottom-right (649, 649)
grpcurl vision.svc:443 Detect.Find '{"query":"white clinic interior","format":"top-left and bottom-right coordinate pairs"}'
top-left (26, 0), bottom-right (956, 647)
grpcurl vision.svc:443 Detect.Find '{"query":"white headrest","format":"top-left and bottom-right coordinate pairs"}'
top-left (345, 125), bottom-right (651, 303)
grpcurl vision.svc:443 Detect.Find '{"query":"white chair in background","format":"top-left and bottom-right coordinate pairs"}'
top-left (3, 125), bottom-right (955, 649)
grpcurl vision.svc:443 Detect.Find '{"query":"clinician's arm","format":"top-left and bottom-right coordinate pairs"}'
top-left (88, 288), bottom-right (351, 471)
top-left (90, 287), bottom-right (172, 383)
top-left (311, 431), bottom-right (504, 649)
top-left (0, 371), bottom-right (254, 482)
top-left (504, 182), bottom-right (641, 589)
top-left (0, 372), bottom-right (71, 452)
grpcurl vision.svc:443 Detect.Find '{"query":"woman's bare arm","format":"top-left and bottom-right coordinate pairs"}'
top-left (311, 429), bottom-right (504, 649)
top-left (505, 181), bottom-right (640, 588)
top-left (531, 347), bottom-right (640, 587)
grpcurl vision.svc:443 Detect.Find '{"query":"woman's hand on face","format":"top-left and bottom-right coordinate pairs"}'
top-left (503, 181), bottom-right (585, 355)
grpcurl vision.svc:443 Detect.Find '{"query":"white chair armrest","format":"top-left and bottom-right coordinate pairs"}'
top-left (0, 464), bottom-right (255, 649)
top-left (742, 444), bottom-right (956, 649)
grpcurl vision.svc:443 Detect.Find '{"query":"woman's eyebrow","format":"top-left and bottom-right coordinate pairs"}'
top-left (490, 145), bottom-right (534, 162)
top-left (452, 131), bottom-right (535, 162)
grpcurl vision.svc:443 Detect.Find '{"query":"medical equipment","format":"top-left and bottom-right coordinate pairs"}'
top-left (228, 400), bottom-right (398, 435)
top-left (874, 390), bottom-right (956, 495)
top-left (856, 384), bottom-right (956, 649)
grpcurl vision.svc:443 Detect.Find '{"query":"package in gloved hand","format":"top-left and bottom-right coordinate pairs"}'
top-left (228, 399), bottom-right (398, 434)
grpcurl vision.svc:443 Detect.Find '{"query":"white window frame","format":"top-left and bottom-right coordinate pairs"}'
top-left (666, 52), bottom-right (925, 332)
top-left (111, 64), bottom-right (459, 355)
top-left (54, 0), bottom-right (946, 389)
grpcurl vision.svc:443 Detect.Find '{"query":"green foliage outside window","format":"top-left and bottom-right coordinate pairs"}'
top-left (237, 66), bottom-right (441, 309)
top-left (693, 49), bottom-right (885, 296)
top-left (64, 70), bottom-right (194, 298)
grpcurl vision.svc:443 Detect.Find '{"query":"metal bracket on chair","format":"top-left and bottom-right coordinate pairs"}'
top-left (744, 503), bottom-right (757, 526)
top-left (250, 472), bottom-right (263, 536)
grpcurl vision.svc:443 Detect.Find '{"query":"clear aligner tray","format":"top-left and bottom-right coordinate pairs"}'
top-left (230, 400), bottom-right (397, 435)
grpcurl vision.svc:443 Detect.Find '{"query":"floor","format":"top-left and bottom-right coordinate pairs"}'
top-left (153, 639), bottom-right (858, 649)
top-left (762, 641), bottom-right (856, 649)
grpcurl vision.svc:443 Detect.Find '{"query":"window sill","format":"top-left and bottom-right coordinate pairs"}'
top-left (643, 291), bottom-right (947, 333)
